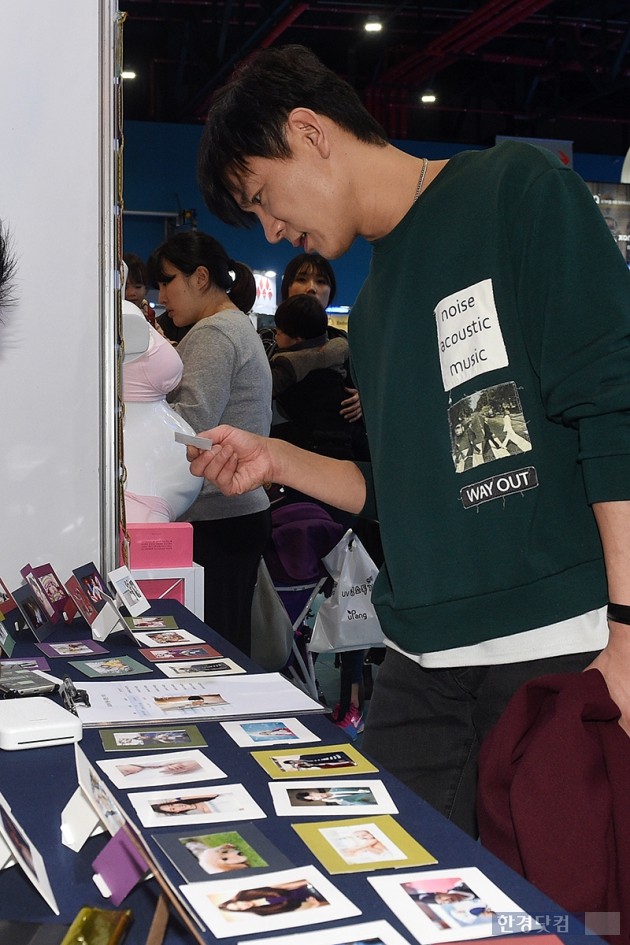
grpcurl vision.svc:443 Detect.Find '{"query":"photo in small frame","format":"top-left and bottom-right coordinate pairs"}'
top-left (12, 584), bottom-right (56, 642)
top-left (23, 563), bottom-right (69, 620)
top-left (65, 575), bottom-right (101, 625)
top-left (0, 578), bottom-right (16, 617)
top-left (72, 562), bottom-right (112, 614)
top-left (292, 815), bottom-right (437, 874)
top-left (20, 567), bottom-right (58, 623)
top-left (107, 566), bottom-right (149, 617)
top-left (0, 621), bottom-right (17, 657)
top-left (252, 743), bottom-right (377, 779)
top-left (179, 864), bottom-right (360, 938)
top-left (99, 725), bottom-right (207, 752)
top-left (154, 822), bottom-right (292, 882)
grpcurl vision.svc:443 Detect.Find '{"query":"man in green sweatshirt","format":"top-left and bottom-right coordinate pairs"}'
top-left (188, 45), bottom-right (630, 837)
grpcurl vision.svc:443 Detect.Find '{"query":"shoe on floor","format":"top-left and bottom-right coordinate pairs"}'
top-left (333, 703), bottom-right (364, 740)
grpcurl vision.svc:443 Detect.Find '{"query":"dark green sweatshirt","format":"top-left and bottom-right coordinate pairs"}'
top-left (350, 141), bottom-right (630, 654)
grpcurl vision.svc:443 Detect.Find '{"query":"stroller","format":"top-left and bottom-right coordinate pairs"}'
top-left (250, 502), bottom-right (345, 700)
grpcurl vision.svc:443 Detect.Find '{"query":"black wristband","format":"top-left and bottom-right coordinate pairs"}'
top-left (606, 602), bottom-right (630, 625)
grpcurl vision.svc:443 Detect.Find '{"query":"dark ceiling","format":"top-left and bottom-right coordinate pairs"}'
top-left (118, 0), bottom-right (630, 156)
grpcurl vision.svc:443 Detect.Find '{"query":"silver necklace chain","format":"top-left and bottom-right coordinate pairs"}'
top-left (413, 157), bottom-right (429, 203)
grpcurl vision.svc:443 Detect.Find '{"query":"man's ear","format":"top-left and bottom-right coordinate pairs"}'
top-left (286, 108), bottom-right (331, 159)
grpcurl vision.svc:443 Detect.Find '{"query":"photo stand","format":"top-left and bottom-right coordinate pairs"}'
top-left (0, 791), bottom-right (59, 913)
top-left (107, 566), bottom-right (150, 619)
top-left (91, 825), bottom-right (152, 906)
top-left (90, 598), bottom-right (131, 644)
top-left (61, 787), bottom-right (107, 853)
top-left (0, 832), bottom-right (16, 870)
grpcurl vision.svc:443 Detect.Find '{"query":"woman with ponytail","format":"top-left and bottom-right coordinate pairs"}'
top-left (148, 231), bottom-right (272, 655)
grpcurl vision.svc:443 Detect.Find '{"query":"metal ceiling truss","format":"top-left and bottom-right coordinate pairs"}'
top-left (119, 0), bottom-right (630, 152)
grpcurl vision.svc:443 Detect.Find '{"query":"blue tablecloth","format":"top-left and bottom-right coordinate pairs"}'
top-left (0, 601), bottom-right (600, 945)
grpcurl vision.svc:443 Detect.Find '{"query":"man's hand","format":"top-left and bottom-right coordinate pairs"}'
top-left (187, 425), bottom-right (368, 515)
top-left (187, 426), bottom-right (274, 496)
top-left (586, 630), bottom-right (630, 736)
top-left (589, 500), bottom-right (630, 736)
top-left (340, 388), bottom-right (363, 423)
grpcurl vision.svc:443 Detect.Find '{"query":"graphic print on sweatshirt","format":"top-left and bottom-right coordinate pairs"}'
top-left (448, 382), bottom-right (532, 475)
top-left (435, 278), bottom-right (508, 391)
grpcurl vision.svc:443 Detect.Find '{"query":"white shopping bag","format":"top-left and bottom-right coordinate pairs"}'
top-left (309, 529), bottom-right (385, 653)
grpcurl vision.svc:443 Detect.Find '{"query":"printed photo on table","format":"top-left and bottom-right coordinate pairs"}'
top-left (97, 749), bottom-right (225, 789)
top-left (179, 865), bottom-right (360, 938)
top-left (154, 823), bottom-right (292, 882)
top-left (293, 815), bottom-right (438, 874)
top-left (132, 628), bottom-right (205, 647)
top-left (69, 655), bottom-right (151, 677)
top-left (124, 615), bottom-right (179, 631)
top-left (221, 717), bottom-right (320, 747)
top-left (99, 725), bottom-right (207, 752)
top-left (127, 783), bottom-right (265, 828)
top-left (252, 744), bottom-right (377, 779)
top-left (269, 780), bottom-right (398, 817)
top-left (157, 658), bottom-right (244, 678)
top-left (36, 639), bottom-right (107, 658)
top-left (154, 692), bottom-right (228, 711)
top-left (368, 867), bottom-right (540, 945)
top-left (318, 824), bottom-right (404, 864)
top-left (139, 643), bottom-right (221, 662)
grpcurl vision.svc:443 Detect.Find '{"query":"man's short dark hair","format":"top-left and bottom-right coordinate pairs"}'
top-left (197, 45), bottom-right (387, 228)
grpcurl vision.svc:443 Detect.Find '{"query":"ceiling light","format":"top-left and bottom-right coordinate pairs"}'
top-left (364, 15), bottom-right (382, 33)
top-left (121, 70), bottom-right (136, 80)
top-left (421, 89), bottom-right (437, 104)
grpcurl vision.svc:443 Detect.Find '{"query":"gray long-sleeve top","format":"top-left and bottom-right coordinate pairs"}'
top-left (167, 309), bottom-right (272, 521)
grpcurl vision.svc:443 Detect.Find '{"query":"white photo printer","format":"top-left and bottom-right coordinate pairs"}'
top-left (0, 697), bottom-right (82, 750)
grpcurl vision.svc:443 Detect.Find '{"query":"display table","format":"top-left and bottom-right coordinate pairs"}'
top-left (0, 602), bottom-right (602, 945)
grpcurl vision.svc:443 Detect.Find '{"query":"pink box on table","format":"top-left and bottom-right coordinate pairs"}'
top-left (125, 523), bottom-right (193, 570)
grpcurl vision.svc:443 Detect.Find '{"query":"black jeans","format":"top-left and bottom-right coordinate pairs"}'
top-left (362, 646), bottom-right (599, 837)
top-left (192, 508), bottom-right (271, 658)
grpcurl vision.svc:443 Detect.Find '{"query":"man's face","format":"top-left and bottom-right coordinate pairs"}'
top-left (230, 138), bottom-right (357, 260)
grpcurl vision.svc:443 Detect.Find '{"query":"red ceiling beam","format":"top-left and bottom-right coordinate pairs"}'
top-left (378, 0), bottom-right (556, 87)
top-left (257, 3), bottom-right (310, 51)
